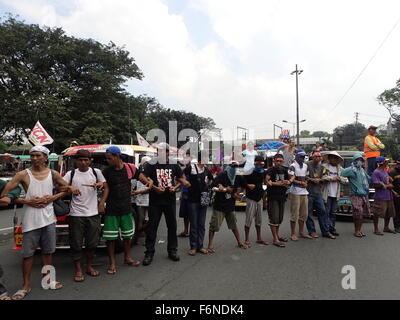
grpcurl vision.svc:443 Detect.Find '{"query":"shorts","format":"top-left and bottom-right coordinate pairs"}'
top-left (68, 215), bottom-right (101, 260)
top-left (22, 223), bottom-right (56, 258)
top-left (103, 213), bottom-right (134, 240)
top-left (245, 198), bottom-right (263, 228)
top-left (268, 199), bottom-right (286, 226)
top-left (290, 194), bottom-right (308, 222)
top-left (350, 196), bottom-right (370, 219)
top-left (372, 200), bottom-right (395, 219)
top-left (209, 209), bottom-right (237, 232)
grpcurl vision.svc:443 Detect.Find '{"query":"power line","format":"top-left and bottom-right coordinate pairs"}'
top-left (327, 15), bottom-right (400, 115)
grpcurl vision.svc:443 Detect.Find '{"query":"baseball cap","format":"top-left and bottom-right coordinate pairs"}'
top-left (368, 125), bottom-right (378, 130)
top-left (376, 156), bottom-right (388, 165)
top-left (296, 149), bottom-right (308, 157)
top-left (106, 146), bottom-right (121, 155)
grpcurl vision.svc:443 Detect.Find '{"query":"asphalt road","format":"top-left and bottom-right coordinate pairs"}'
top-left (1, 204), bottom-right (400, 300)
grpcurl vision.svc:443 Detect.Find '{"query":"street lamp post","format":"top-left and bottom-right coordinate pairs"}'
top-left (291, 64), bottom-right (303, 147)
top-left (273, 124), bottom-right (283, 139)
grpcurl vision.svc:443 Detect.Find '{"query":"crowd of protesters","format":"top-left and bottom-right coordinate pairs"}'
top-left (1, 127), bottom-right (400, 300)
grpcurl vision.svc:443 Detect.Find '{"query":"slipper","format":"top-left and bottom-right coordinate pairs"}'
top-left (361, 232), bottom-right (366, 237)
top-left (374, 231), bottom-right (384, 236)
top-left (256, 240), bottom-right (269, 246)
top-left (107, 267), bottom-right (117, 275)
top-left (0, 294), bottom-right (11, 300)
top-left (49, 281), bottom-right (63, 290)
top-left (86, 270), bottom-right (100, 277)
top-left (12, 289), bottom-right (31, 300)
top-left (187, 249), bottom-right (196, 256)
top-left (244, 241), bottom-right (252, 248)
top-left (279, 237), bottom-right (288, 242)
top-left (238, 243), bottom-right (248, 249)
top-left (207, 248), bottom-right (215, 254)
top-left (178, 232), bottom-right (189, 237)
top-left (273, 242), bottom-right (286, 248)
top-left (354, 232), bottom-right (363, 238)
top-left (124, 260), bottom-right (141, 267)
top-left (74, 274), bottom-right (85, 282)
top-left (198, 248), bottom-right (208, 254)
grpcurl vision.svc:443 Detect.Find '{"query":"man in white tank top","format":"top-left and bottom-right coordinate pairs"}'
top-left (1, 146), bottom-right (69, 300)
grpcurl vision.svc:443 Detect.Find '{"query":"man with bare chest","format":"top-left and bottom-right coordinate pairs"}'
top-left (0, 146), bottom-right (69, 300)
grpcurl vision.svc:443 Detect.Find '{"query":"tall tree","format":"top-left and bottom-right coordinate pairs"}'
top-left (378, 78), bottom-right (400, 121)
top-left (0, 15), bottom-right (143, 150)
top-left (332, 123), bottom-right (367, 150)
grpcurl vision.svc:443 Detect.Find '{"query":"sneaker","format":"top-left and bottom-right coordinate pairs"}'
top-left (142, 256), bottom-right (153, 266)
top-left (168, 252), bottom-right (180, 262)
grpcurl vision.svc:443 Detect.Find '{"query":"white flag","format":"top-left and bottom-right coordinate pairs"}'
top-left (136, 132), bottom-right (150, 147)
top-left (28, 121), bottom-right (54, 146)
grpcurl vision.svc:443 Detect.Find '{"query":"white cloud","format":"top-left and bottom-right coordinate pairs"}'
top-left (2, 0), bottom-right (400, 138)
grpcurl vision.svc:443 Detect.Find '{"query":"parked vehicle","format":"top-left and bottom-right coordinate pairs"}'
top-left (320, 150), bottom-right (375, 217)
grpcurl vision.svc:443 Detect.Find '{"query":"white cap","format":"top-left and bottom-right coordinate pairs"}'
top-left (30, 146), bottom-right (50, 156)
top-left (140, 156), bottom-right (151, 165)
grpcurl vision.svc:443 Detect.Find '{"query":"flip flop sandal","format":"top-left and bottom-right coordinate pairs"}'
top-left (244, 242), bottom-right (252, 248)
top-left (125, 260), bottom-right (141, 267)
top-left (374, 232), bottom-right (384, 236)
top-left (12, 289), bottom-right (31, 300)
top-left (0, 294), bottom-right (11, 300)
top-left (107, 268), bottom-right (117, 275)
top-left (207, 248), bottom-right (215, 254)
top-left (279, 237), bottom-right (288, 242)
top-left (256, 240), bottom-right (269, 246)
top-left (74, 274), bottom-right (85, 282)
top-left (361, 232), bottom-right (366, 237)
top-left (238, 243), bottom-right (248, 249)
top-left (354, 233), bottom-right (363, 238)
top-left (49, 281), bottom-right (63, 290)
top-left (273, 242), bottom-right (286, 248)
top-left (86, 270), bottom-right (100, 277)
top-left (198, 248), bottom-right (208, 254)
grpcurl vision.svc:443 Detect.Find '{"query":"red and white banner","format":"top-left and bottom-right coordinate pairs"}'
top-left (28, 121), bottom-right (54, 146)
top-left (136, 132), bottom-right (150, 147)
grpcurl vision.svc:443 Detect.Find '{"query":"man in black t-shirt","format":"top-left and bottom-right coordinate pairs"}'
top-left (265, 154), bottom-right (292, 248)
top-left (207, 158), bottom-right (248, 253)
top-left (241, 156), bottom-right (269, 247)
top-left (102, 146), bottom-right (152, 274)
top-left (389, 159), bottom-right (400, 233)
top-left (142, 143), bottom-right (191, 266)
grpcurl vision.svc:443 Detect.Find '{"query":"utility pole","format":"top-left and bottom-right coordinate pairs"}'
top-left (291, 64), bottom-right (303, 146)
top-left (355, 112), bottom-right (359, 125)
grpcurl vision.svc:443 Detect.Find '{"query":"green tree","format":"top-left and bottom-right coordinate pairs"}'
top-left (378, 78), bottom-right (400, 122)
top-left (0, 15), bottom-right (143, 150)
top-left (311, 131), bottom-right (330, 138)
top-left (0, 140), bottom-right (7, 153)
top-left (333, 123), bottom-right (367, 150)
top-left (299, 130), bottom-right (310, 138)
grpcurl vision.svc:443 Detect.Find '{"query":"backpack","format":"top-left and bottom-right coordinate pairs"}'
top-left (70, 167), bottom-right (99, 186)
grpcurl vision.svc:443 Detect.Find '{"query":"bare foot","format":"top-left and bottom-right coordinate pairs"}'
top-left (291, 235), bottom-right (298, 241)
top-left (300, 233), bottom-right (313, 239)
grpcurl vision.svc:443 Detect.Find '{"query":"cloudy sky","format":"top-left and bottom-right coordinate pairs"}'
top-left (1, 0), bottom-right (400, 139)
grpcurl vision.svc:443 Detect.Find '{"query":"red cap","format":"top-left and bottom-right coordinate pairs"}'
top-left (368, 125), bottom-right (378, 130)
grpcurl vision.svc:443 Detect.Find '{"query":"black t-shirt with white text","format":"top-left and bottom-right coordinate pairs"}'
top-left (144, 163), bottom-right (183, 206)
top-left (266, 167), bottom-right (289, 201)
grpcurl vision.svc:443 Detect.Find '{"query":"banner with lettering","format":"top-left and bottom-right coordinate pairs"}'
top-left (28, 121), bottom-right (54, 146)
